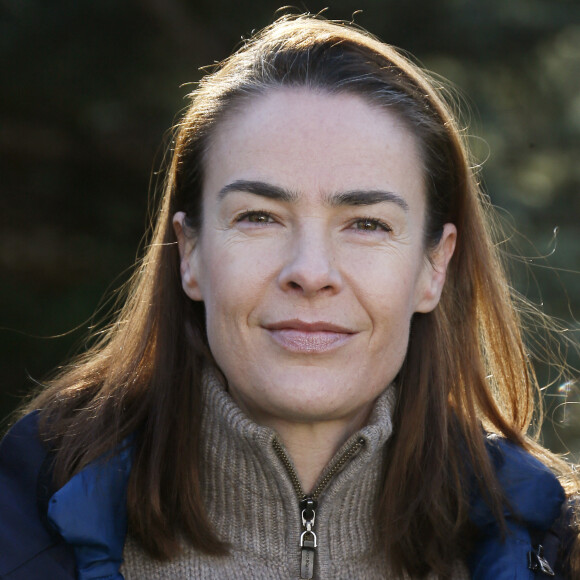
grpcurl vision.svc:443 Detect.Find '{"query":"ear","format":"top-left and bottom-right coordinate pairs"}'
top-left (414, 223), bottom-right (457, 313)
top-left (173, 211), bottom-right (204, 301)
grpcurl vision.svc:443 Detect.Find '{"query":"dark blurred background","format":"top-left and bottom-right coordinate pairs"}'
top-left (1, 0), bottom-right (579, 455)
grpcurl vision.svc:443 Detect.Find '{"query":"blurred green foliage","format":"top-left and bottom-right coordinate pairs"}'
top-left (1, 0), bottom-right (579, 454)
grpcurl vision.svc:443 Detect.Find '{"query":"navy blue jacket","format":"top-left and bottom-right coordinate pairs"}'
top-left (0, 413), bottom-right (571, 579)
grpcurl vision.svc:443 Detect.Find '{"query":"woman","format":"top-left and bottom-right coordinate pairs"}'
top-left (0, 14), bottom-right (578, 580)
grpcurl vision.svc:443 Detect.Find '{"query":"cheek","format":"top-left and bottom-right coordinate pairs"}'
top-left (198, 240), bottom-right (278, 320)
top-left (345, 250), bottom-right (424, 361)
top-left (347, 250), bottom-right (422, 311)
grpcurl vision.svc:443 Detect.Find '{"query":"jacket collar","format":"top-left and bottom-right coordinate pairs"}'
top-left (468, 435), bottom-right (565, 579)
top-left (47, 438), bottom-right (133, 580)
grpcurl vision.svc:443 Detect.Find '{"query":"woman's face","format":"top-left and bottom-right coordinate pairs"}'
top-left (175, 88), bottom-right (455, 429)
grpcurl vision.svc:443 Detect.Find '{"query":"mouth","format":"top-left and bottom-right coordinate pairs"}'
top-left (263, 320), bottom-right (356, 353)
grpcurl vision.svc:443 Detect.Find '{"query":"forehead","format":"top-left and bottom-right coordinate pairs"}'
top-left (202, 88), bottom-right (426, 211)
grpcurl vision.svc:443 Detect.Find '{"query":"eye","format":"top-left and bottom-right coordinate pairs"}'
top-left (235, 210), bottom-right (276, 225)
top-left (351, 217), bottom-right (392, 233)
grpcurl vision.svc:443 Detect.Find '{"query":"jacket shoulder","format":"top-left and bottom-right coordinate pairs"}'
top-left (0, 412), bottom-right (75, 579)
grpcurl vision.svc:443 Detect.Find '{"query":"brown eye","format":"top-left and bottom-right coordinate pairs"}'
top-left (353, 218), bottom-right (391, 232)
top-left (236, 211), bottom-right (275, 224)
top-left (248, 213), bottom-right (271, 223)
top-left (358, 219), bottom-right (378, 231)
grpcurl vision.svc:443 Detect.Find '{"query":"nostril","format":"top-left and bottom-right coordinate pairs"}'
top-left (289, 281), bottom-right (302, 290)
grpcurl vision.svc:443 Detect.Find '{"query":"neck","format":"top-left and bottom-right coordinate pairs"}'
top-left (263, 411), bottom-right (371, 493)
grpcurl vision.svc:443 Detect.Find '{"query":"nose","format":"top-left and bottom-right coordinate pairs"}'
top-left (277, 227), bottom-right (343, 297)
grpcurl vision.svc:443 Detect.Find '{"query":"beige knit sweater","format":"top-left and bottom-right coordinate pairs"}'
top-left (121, 372), bottom-right (470, 579)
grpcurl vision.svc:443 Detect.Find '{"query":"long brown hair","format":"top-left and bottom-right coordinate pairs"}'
top-left (26, 14), bottom-right (579, 576)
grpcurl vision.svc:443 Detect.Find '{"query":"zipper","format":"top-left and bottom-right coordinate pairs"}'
top-left (272, 436), bottom-right (366, 579)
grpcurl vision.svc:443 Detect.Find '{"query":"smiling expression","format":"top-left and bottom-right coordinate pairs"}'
top-left (175, 88), bottom-right (455, 429)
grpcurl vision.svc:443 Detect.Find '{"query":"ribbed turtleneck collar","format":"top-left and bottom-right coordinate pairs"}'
top-left (198, 369), bottom-right (396, 573)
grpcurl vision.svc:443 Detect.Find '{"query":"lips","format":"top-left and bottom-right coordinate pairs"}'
top-left (263, 319), bottom-right (356, 353)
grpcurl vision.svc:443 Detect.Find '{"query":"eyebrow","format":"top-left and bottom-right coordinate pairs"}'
top-left (218, 179), bottom-right (409, 212)
top-left (218, 180), bottom-right (298, 202)
top-left (328, 189), bottom-right (409, 212)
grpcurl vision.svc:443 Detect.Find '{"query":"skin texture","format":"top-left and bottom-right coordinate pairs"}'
top-left (174, 88), bottom-right (456, 491)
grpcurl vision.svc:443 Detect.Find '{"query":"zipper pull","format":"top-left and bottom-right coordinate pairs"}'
top-left (299, 497), bottom-right (318, 579)
top-left (528, 545), bottom-right (555, 576)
